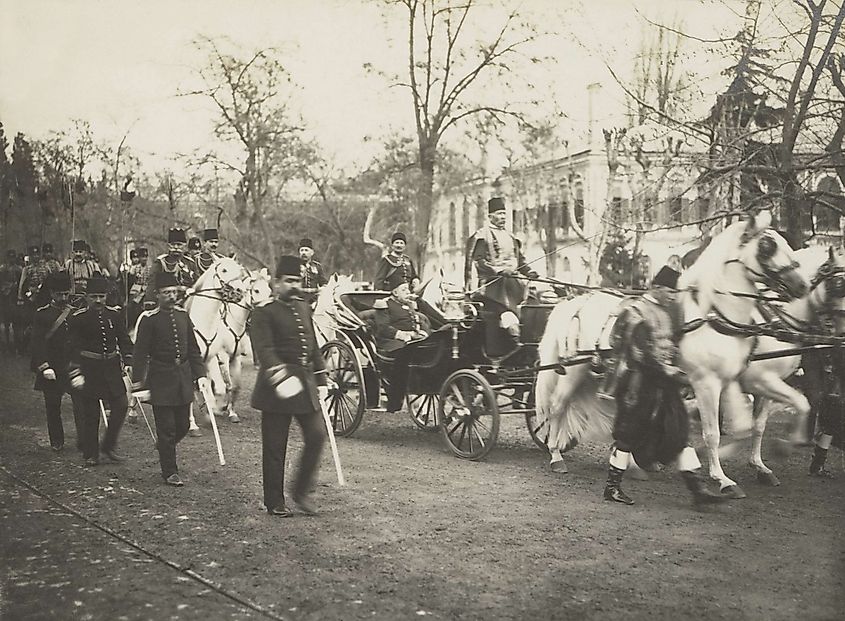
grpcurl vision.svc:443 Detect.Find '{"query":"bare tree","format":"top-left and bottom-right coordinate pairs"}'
top-left (183, 38), bottom-right (309, 269)
top-left (382, 0), bottom-right (546, 263)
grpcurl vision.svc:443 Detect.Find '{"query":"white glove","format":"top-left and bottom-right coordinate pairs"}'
top-left (318, 385), bottom-right (329, 401)
top-left (70, 375), bottom-right (85, 390)
top-left (42, 368), bottom-right (56, 381)
top-left (197, 377), bottom-right (211, 393)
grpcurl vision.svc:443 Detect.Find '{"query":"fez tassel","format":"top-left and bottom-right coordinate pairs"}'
top-left (320, 395), bottom-right (346, 487)
top-left (199, 383), bottom-right (226, 466)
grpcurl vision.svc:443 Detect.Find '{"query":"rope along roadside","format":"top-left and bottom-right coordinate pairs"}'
top-left (0, 464), bottom-right (287, 621)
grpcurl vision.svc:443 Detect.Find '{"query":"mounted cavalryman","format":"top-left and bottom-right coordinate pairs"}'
top-left (144, 228), bottom-right (198, 309)
top-left (298, 238), bottom-right (327, 304)
top-left (196, 228), bottom-right (223, 275)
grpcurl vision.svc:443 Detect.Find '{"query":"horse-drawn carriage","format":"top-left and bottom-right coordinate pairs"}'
top-left (317, 279), bottom-right (559, 459)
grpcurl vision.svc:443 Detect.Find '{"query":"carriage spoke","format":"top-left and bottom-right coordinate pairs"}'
top-left (471, 423), bottom-right (487, 448)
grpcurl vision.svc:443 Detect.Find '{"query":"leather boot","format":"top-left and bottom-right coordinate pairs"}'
top-left (680, 469), bottom-right (726, 505)
top-left (603, 465), bottom-right (634, 505)
top-left (809, 446), bottom-right (833, 478)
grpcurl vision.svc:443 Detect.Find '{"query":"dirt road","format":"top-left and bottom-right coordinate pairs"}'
top-left (1, 352), bottom-right (843, 620)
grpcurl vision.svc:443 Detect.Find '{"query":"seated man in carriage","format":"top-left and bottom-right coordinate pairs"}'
top-left (465, 197), bottom-right (539, 357)
top-left (373, 270), bottom-right (432, 413)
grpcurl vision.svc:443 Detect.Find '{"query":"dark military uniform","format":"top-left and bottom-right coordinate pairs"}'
top-left (195, 250), bottom-right (222, 276)
top-left (67, 303), bottom-right (133, 461)
top-left (31, 297), bottom-right (83, 450)
top-left (301, 259), bottom-right (328, 290)
top-left (249, 295), bottom-right (327, 512)
top-left (144, 253), bottom-right (198, 307)
top-left (132, 307), bottom-right (205, 479)
top-left (374, 254), bottom-right (418, 292)
top-left (0, 254), bottom-right (22, 348)
top-left (373, 295), bottom-right (432, 412)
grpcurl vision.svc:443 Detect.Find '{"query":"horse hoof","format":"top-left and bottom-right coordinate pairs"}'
top-left (720, 485), bottom-right (747, 499)
top-left (188, 428), bottom-right (203, 437)
top-left (755, 471), bottom-right (781, 486)
top-left (228, 414), bottom-right (240, 423)
top-left (549, 460), bottom-right (568, 474)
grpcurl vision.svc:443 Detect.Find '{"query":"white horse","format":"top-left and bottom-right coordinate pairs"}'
top-left (312, 273), bottom-right (359, 347)
top-left (535, 211), bottom-right (808, 498)
top-left (186, 258), bottom-right (266, 427)
top-left (740, 246), bottom-right (845, 485)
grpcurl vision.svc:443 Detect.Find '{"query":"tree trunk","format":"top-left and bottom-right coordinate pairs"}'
top-left (416, 145), bottom-right (436, 269)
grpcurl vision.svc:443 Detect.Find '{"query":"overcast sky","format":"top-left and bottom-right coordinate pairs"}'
top-left (0, 0), bottom-right (743, 173)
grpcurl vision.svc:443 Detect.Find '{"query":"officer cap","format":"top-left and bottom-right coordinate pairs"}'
top-left (129, 249), bottom-right (139, 258)
top-left (86, 276), bottom-right (109, 295)
top-left (46, 271), bottom-right (72, 292)
top-left (203, 228), bottom-right (219, 241)
top-left (72, 239), bottom-right (86, 252)
top-left (137, 247), bottom-right (149, 258)
top-left (275, 255), bottom-right (301, 278)
top-left (391, 232), bottom-right (407, 244)
top-left (652, 266), bottom-right (680, 289)
top-left (154, 271), bottom-right (180, 290)
top-left (299, 238), bottom-right (313, 249)
top-left (168, 228), bottom-right (188, 244)
top-left (488, 197), bottom-right (506, 214)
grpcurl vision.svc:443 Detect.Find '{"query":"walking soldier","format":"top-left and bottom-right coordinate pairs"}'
top-left (67, 275), bottom-right (133, 466)
top-left (30, 271), bottom-right (84, 451)
top-left (132, 271), bottom-right (210, 486)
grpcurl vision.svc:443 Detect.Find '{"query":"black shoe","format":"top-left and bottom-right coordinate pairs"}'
top-left (164, 473), bottom-right (184, 486)
top-left (293, 494), bottom-right (318, 516)
top-left (101, 448), bottom-right (126, 463)
top-left (681, 469), bottom-right (727, 505)
top-left (603, 485), bottom-right (635, 505)
top-left (267, 505), bottom-right (293, 517)
top-left (809, 467), bottom-right (834, 479)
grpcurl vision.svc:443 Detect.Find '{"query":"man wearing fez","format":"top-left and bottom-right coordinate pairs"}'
top-left (41, 243), bottom-right (62, 273)
top-left (249, 255), bottom-right (328, 517)
top-left (65, 240), bottom-right (100, 297)
top-left (187, 236), bottom-right (202, 261)
top-left (30, 271), bottom-right (84, 451)
top-left (67, 275), bottom-right (133, 466)
top-left (18, 244), bottom-right (52, 307)
top-left (196, 228), bottom-right (223, 275)
top-left (125, 247), bottom-right (151, 327)
top-left (1, 249), bottom-right (23, 348)
top-left (375, 232), bottom-right (420, 293)
top-left (373, 270), bottom-right (431, 413)
top-left (466, 197), bottom-right (539, 355)
top-left (132, 271), bottom-right (209, 486)
top-left (298, 238), bottom-right (328, 304)
top-left (145, 228), bottom-right (198, 309)
top-left (603, 265), bottom-right (723, 507)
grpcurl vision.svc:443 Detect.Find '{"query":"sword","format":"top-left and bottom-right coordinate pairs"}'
top-left (319, 380), bottom-right (345, 487)
top-left (198, 382), bottom-right (226, 466)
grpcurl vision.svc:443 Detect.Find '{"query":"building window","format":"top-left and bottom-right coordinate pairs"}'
top-left (815, 176), bottom-right (844, 231)
top-left (448, 202), bottom-right (457, 248)
top-left (573, 182), bottom-right (585, 230)
top-left (462, 200), bottom-right (471, 241)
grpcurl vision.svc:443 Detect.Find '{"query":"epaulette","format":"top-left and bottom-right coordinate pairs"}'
top-left (372, 299), bottom-right (388, 310)
top-left (35, 304), bottom-right (51, 312)
top-left (174, 304), bottom-right (187, 312)
top-left (139, 308), bottom-right (160, 318)
top-left (71, 308), bottom-right (87, 316)
top-left (106, 305), bottom-right (122, 312)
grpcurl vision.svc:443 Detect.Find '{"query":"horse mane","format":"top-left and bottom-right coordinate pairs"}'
top-left (677, 219), bottom-right (749, 312)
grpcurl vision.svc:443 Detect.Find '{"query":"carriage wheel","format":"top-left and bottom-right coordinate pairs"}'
top-left (321, 340), bottom-right (365, 437)
top-left (438, 370), bottom-right (499, 460)
top-left (407, 393), bottom-right (440, 431)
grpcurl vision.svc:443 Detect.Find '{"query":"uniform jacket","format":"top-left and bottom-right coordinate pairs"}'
top-left (30, 302), bottom-right (75, 391)
top-left (301, 260), bottom-right (328, 290)
top-left (64, 258), bottom-right (100, 294)
top-left (374, 255), bottom-right (418, 291)
top-left (195, 251), bottom-right (222, 276)
top-left (18, 259), bottom-right (54, 299)
top-left (132, 307), bottom-right (205, 406)
top-left (466, 227), bottom-right (537, 311)
top-left (144, 254), bottom-right (198, 305)
top-left (609, 295), bottom-right (683, 409)
top-left (373, 297), bottom-right (432, 353)
top-left (249, 297), bottom-right (327, 414)
top-left (67, 305), bottom-right (133, 399)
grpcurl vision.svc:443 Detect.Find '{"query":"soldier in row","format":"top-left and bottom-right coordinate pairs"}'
top-left (132, 271), bottom-right (210, 486)
top-left (30, 271), bottom-right (84, 451)
top-left (67, 275), bottom-right (133, 466)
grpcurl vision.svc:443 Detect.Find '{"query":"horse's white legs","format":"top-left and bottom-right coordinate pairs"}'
top-left (749, 396), bottom-right (771, 473)
top-left (753, 376), bottom-right (811, 459)
top-left (694, 375), bottom-right (743, 494)
top-left (225, 353), bottom-right (244, 423)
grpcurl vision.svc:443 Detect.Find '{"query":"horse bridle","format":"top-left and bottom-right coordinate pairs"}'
top-left (728, 230), bottom-right (800, 298)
